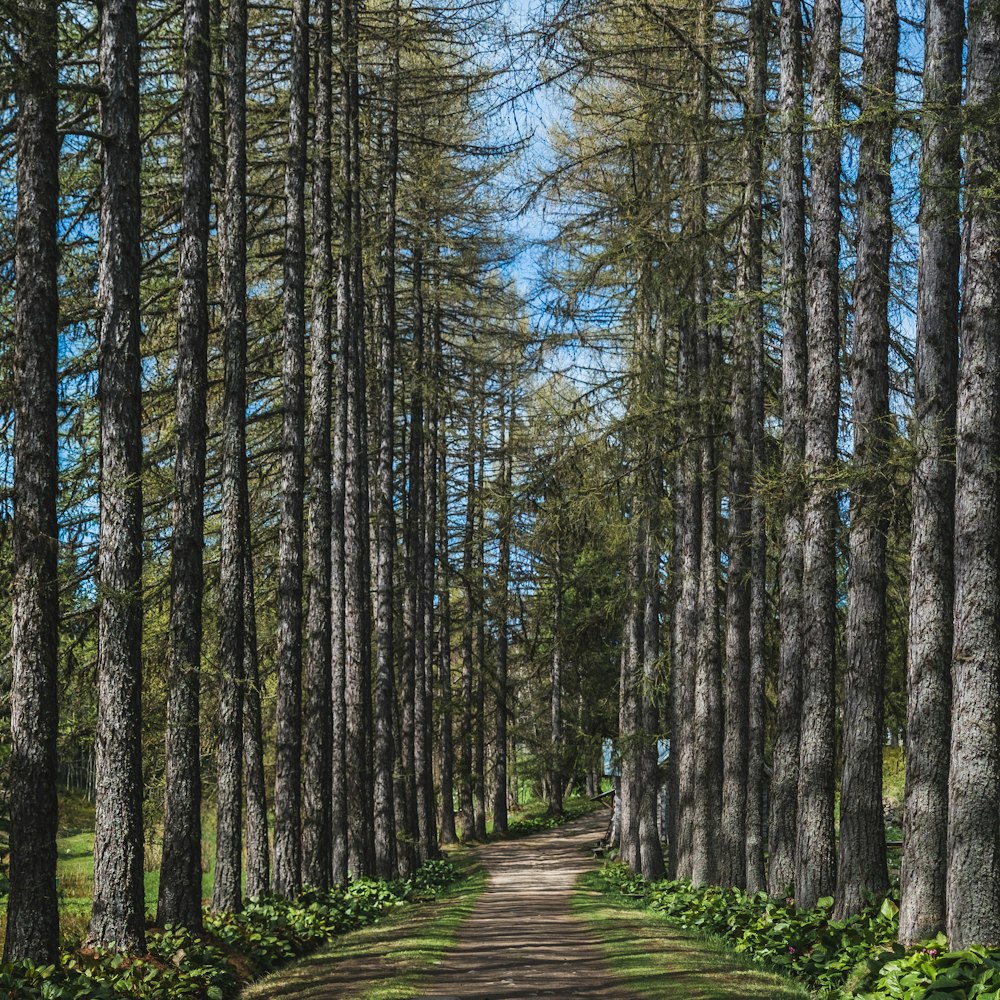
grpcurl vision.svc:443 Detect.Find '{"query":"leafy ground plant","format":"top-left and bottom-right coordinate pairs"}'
top-left (0, 859), bottom-right (461, 1000)
top-left (593, 863), bottom-right (1000, 999)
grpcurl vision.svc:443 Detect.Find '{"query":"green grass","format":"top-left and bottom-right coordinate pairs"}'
top-left (0, 792), bottom-right (220, 946)
top-left (242, 854), bottom-right (487, 1000)
top-left (573, 871), bottom-right (809, 1000)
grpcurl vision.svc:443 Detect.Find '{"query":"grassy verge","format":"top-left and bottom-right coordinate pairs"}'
top-left (242, 854), bottom-right (487, 1000)
top-left (487, 794), bottom-right (601, 839)
top-left (573, 871), bottom-right (809, 1000)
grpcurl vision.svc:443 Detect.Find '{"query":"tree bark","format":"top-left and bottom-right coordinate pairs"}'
top-left (549, 536), bottom-right (564, 818)
top-left (242, 508), bottom-right (269, 900)
top-left (90, 0), bottom-right (145, 950)
top-left (769, 0), bottom-right (807, 899)
top-left (459, 389), bottom-right (478, 839)
top-left (836, 0), bottom-right (897, 920)
top-left (899, 0), bottom-right (961, 945)
top-left (158, 0), bottom-right (211, 931)
top-left (211, 0), bottom-right (248, 913)
top-left (742, 0), bottom-right (768, 893)
top-left (373, 33), bottom-right (400, 877)
top-left (301, 0), bottom-right (333, 893)
top-left (493, 383), bottom-right (513, 835)
top-left (438, 424), bottom-right (458, 845)
top-left (273, 0), bottom-right (309, 901)
top-left (5, 0), bottom-right (61, 961)
top-left (946, 0), bottom-right (1000, 948)
top-left (473, 419), bottom-right (489, 843)
top-left (796, 0), bottom-right (841, 909)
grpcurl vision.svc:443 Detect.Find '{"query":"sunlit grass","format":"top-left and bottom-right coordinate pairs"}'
top-left (243, 852), bottom-right (486, 999)
top-left (573, 871), bottom-right (809, 1000)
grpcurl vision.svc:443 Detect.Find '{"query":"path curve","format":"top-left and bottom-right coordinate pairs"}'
top-left (417, 811), bottom-right (631, 999)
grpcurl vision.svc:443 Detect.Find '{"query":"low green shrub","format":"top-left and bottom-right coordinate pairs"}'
top-left (594, 863), bottom-right (1000, 999)
top-left (0, 857), bottom-right (461, 999)
top-left (505, 798), bottom-right (597, 837)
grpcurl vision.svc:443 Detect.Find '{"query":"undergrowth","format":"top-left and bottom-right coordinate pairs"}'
top-left (0, 858), bottom-right (460, 999)
top-left (596, 863), bottom-right (1000, 999)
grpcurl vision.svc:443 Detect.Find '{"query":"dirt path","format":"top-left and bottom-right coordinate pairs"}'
top-left (242, 811), bottom-right (631, 1000)
top-left (416, 812), bottom-right (632, 999)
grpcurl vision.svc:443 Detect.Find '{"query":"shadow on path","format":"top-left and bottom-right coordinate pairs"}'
top-left (416, 812), bottom-right (632, 999)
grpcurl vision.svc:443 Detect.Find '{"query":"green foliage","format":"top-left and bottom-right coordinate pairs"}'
top-left (858, 936), bottom-right (1000, 1000)
top-left (0, 859), bottom-right (461, 999)
top-left (504, 798), bottom-right (598, 838)
top-left (597, 864), bottom-right (1000, 998)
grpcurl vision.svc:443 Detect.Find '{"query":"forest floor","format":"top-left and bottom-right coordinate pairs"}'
top-left (243, 811), bottom-right (806, 999)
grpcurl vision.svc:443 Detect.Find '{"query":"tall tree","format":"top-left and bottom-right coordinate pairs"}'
top-left (211, 0), bottom-right (248, 913)
top-left (437, 424), bottom-right (458, 845)
top-left (458, 385), bottom-right (478, 839)
top-left (373, 18), bottom-right (401, 877)
top-left (796, 0), bottom-right (841, 910)
top-left (899, 0), bottom-right (962, 945)
top-left (5, 0), bottom-right (61, 962)
top-left (837, 0), bottom-right (897, 919)
top-left (330, 12), bottom-right (351, 889)
top-left (769, 0), bottom-right (807, 898)
top-left (741, 0), bottom-right (768, 894)
top-left (242, 510), bottom-right (270, 899)
top-left (493, 381), bottom-right (514, 836)
top-left (302, 0), bottom-right (334, 892)
top-left (90, 0), bottom-right (146, 951)
top-left (157, 0), bottom-right (212, 931)
top-left (946, 0), bottom-right (1000, 949)
top-left (273, 0), bottom-right (309, 901)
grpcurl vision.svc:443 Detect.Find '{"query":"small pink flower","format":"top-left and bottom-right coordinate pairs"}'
top-left (789, 946), bottom-right (796, 954)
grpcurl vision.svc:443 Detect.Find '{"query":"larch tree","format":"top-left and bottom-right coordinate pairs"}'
top-left (301, 0), bottom-right (334, 892)
top-left (273, 0), bottom-right (309, 901)
top-left (5, 0), bottom-right (62, 962)
top-left (90, 0), bottom-right (146, 951)
top-left (946, 0), bottom-right (1000, 949)
top-left (769, 0), bottom-right (807, 899)
top-left (796, 0), bottom-right (841, 910)
top-left (899, 0), bottom-right (962, 946)
top-left (836, 0), bottom-right (897, 920)
top-left (157, 0), bottom-right (212, 931)
top-left (212, 0), bottom-right (249, 914)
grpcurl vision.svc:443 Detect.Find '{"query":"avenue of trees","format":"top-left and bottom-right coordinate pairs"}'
top-left (3, 0), bottom-right (1000, 973)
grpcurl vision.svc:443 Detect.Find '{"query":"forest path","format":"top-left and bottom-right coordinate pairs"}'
top-left (241, 810), bottom-right (629, 999)
top-left (415, 810), bottom-right (630, 999)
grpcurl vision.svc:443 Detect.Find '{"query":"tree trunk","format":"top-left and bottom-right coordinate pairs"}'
top-left (330, 0), bottom-right (351, 884)
top-left (421, 300), bottom-right (440, 857)
top-left (836, 0), bottom-right (897, 920)
top-left (473, 421), bottom-right (489, 842)
top-left (946, 0), bottom-right (1000, 948)
top-left (797, 0), bottom-right (841, 909)
top-left (769, 0), bottom-right (807, 900)
top-left (549, 537), bottom-right (564, 817)
top-left (899, 0), bottom-right (965, 945)
top-left (459, 390), bottom-right (477, 839)
top-left (438, 425), bottom-right (458, 845)
top-left (410, 245), bottom-right (431, 862)
top-left (899, 0), bottom-right (961, 945)
top-left (211, 0), bottom-right (248, 914)
top-left (5, 0), bottom-right (61, 961)
top-left (273, 0), bottom-right (309, 901)
top-left (301, 0), bottom-right (333, 893)
top-left (493, 384), bottom-right (513, 835)
top-left (742, 0), bottom-right (768, 893)
top-left (242, 508), bottom-right (270, 900)
top-left (90, 0), bottom-right (145, 951)
top-left (158, 0), bottom-right (211, 932)
top-left (373, 31), bottom-right (400, 877)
